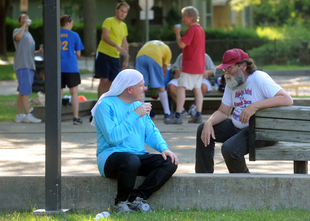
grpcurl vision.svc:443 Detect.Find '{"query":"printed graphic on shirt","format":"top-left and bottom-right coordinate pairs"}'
top-left (232, 88), bottom-right (253, 128)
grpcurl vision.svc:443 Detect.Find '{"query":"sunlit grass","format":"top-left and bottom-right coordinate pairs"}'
top-left (1, 208), bottom-right (310, 220)
top-left (0, 92), bottom-right (97, 122)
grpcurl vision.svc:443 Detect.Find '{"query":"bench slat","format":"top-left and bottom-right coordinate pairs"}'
top-left (255, 106), bottom-right (310, 120)
top-left (255, 142), bottom-right (310, 161)
top-left (256, 118), bottom-right (310, 132)
top-left (255, 129), bottom-right (310, 143)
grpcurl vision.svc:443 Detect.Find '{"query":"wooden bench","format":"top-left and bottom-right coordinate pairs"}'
top-left (249, 106), bottom-right (310, 174)
top-left (144, 89), bottom-right (223, 114)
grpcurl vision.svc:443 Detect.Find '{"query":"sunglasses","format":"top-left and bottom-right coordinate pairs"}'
top-left (222, 64), bottom-right (241, 72)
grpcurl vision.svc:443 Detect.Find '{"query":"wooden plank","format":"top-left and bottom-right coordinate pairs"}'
top-left (255, 118), bottom-right (310, 132)
top-left (255, 129), bottom-right (310, 143)
top-left (255, 106), bottom-right (310, 120)
top-left (255, 142), bottom-right (310, 161)
top-left (145, 89), bottom-right (223, 98)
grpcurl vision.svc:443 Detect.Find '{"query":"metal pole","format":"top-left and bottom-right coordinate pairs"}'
top-left (33, 0), bottom-right (71, 215)
top-left (43, 0), bottom-right (62, 210)
top-left (146, 0), bottom-right (149, 42)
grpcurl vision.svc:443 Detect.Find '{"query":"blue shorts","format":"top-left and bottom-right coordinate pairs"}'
top-left (94, 51), bottom-right (120, 81)
top-left (16, 68), bottom-right (35, 95)
top-left (135, 55), bottom-right (164, 88)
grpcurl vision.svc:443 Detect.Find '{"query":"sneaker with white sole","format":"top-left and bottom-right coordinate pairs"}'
top-left (22, 114), bottom-right (42, 123)
top-left (15, 114), bottom-right (25, 123)
top-left (73, 117), bottom-right (83, 125)
top-left (188, 115), bottom-right (203, 123)
top-left (128, 197), bottom-right (152, 213)
top-left (164, 115), bottom-right (183, 124)
top-left (113, 201), bottom-right (135, 213)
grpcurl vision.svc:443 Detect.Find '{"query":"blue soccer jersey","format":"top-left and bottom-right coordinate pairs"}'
top-left (60, 29), bottom-right (84, 73)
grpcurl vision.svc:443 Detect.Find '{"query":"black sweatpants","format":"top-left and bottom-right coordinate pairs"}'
top-left (104, 152), bottom-right (177, 205)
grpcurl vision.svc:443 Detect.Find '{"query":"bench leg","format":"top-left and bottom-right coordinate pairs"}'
top-left (294, 161), bottom-right (308, 174)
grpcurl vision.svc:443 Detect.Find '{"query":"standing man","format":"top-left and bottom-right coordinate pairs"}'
top-left (167, 53), bottom-right (216, 117)
top-left (60, 15), bottom-right (84, 125)
top-left (13, 14), bottom-right (43, 123)
top-left (135, 40), bottom-right (173, 123)
top-left (195, 48), bottom-right (293, 174)
top-left (166, 6), bottom-right (205, 124)
top-left (91, 69), bottom-right (178, 213)
top-left (94, 2), bottom-right (130, 99)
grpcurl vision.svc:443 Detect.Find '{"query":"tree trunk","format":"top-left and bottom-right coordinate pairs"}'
top-left (82, 0), bottom-right (97, 56)
top-left (0, 0), bottom-right (12, 57)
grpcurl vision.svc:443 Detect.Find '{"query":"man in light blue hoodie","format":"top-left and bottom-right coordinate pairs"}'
top-left (91, 69), bottom-right (178, 213)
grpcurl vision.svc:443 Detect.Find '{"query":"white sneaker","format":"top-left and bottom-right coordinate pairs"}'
top-left (22, 114), bottom-right (42, 123)
top-left (15, 114), bottom-right (25, 123)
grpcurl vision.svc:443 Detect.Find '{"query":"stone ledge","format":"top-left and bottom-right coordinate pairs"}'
top-left (1, 174), bottom-right (310, 212)
top-left (32, 100), bottom-right (96, 122)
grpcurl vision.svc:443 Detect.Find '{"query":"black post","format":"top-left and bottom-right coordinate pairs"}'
top-left (249, 115), bottom-right (256, 161)
top-left (44, 0), bottom-right (61, 210)
top-left (33, 0), bottom-right (71, 215)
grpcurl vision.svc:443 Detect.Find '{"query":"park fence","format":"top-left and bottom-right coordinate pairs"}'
top-left (128, 38), bottom-right (310, 67)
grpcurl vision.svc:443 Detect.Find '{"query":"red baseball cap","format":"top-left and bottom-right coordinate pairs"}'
top-left (216, 48), bottom-right (249, 69)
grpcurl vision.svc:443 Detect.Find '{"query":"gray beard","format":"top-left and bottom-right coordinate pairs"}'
top-left (224, 67), bottom-right (246, 90)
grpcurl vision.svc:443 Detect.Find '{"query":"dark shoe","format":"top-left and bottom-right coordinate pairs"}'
top-left (73, 117), bottom-right (83, 125)
top-left (188, 115), bottom-right (203, 123)
top-left (128, 197), bottom-right (152, 213)
top-left (163, 112), bottom-right (173, 123)
top-left (150, 109), bottom-right (156, 118)
top-left (164, 115), bottom-right (183, 124)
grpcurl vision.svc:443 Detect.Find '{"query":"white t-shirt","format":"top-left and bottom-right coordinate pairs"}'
top-left (222, 70), bottom-right (282, 129)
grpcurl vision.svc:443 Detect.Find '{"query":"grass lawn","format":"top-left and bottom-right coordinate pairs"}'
top-left (0, 64), bottom-right (15, 80)
top-left (0, 92), bottom-right (97, 122)
top-left (1, 208), bottom-right (310, 220)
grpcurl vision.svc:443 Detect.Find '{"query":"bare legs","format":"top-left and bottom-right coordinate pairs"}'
top-left (16, 92), bottom-right (30, 115)
top-left (98, 78), bottom-right (112, 99)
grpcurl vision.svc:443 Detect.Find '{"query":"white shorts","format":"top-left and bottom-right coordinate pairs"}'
top-left (168, 78), bottom-right (212, 91)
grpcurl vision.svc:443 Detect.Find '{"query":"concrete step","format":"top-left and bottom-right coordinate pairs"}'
top-left (1, 174), bottom-right (309, 212)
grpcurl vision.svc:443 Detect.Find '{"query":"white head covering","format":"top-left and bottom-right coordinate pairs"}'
top-left (90, 69), bottom-right (144, 126)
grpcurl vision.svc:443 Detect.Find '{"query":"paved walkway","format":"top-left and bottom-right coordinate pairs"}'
top-left (1, 61), bottom-right (310, 176)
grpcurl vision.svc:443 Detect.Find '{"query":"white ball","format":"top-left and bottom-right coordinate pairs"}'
top-left (95, 211), bottom-right (110, 219)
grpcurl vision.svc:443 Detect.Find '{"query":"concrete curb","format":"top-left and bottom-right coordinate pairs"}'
top-left (1, 174), bottom-right (310, 212)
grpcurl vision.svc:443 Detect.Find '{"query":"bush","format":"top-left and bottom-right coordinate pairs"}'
top-left (248, 39), bottom-right (302, 66)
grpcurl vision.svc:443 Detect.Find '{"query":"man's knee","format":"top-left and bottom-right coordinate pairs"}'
top-left (221, 143), bottom-right (235, 160)
top-left (197, 122), bottom-right (205, 136)
top-left (122, 155), bottom-right (141, 173)
top-left (165, 157), bottom-right (178, 173)
top-left (99, 78), bottom-right (109, 85)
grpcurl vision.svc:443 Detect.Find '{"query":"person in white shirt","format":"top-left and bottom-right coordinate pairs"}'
top-left (195, 48), bottom-right (293, 173)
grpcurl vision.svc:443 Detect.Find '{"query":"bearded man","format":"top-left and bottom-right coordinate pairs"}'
top-left (195, 48), bottom-right (293, 173)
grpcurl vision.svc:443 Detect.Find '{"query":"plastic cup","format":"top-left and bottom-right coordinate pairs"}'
top-left (175, 24), bottom-right (181, 28)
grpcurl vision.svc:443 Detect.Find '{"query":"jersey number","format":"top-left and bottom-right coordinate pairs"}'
top-left (61, 41), bottom-right (68, 50)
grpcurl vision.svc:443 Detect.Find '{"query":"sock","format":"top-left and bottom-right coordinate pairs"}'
top-left (195, 112), bottom-right (201, 117)
top-left (175, 112), bottom-right (181, 118)
top-left (158, 91), bottom-right (171, 115)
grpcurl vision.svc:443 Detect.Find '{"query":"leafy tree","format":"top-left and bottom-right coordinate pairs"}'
top-left (0, 0), bottom-right (11, 57)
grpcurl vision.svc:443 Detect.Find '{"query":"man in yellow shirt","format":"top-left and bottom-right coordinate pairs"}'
top-left (94, 2), bottom-right (130, 98)
top-left (135, 40), bottom-right (173, 123)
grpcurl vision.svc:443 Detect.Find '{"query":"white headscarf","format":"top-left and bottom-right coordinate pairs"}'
top-left (90, 69), bottom-right (144, 126)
